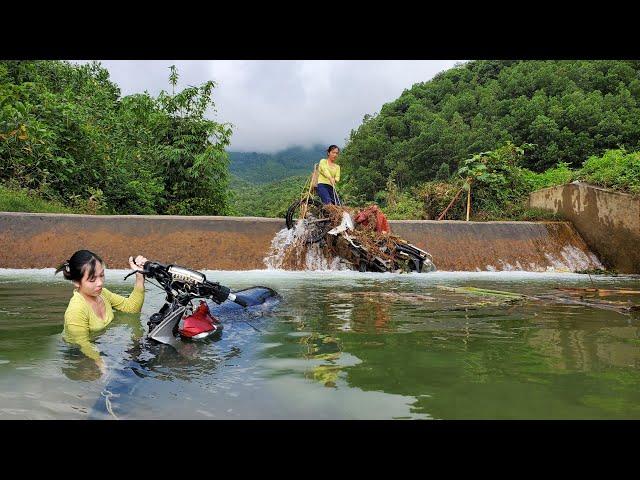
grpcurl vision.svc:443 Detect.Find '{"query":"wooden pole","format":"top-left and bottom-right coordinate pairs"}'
top-left (437, 186), bottom-right (464, 221)
top-left (466, 180), bottom-right (471, 221)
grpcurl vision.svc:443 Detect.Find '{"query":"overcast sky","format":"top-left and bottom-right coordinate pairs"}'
top-left (78, 60), bottom-right (462, 153)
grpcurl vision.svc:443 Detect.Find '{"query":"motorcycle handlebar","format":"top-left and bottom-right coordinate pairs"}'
top-left (139, 260), bottom-right (248, 307)
top-left (142, 260), bottom-right (166, 275)
top-left (126, 260), bottom-right (169, 283)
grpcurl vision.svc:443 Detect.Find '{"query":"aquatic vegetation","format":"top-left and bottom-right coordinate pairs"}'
top-left (438, 285), bottom-right (640, 316)
top-left (334, 291), bottom-right (435, 305)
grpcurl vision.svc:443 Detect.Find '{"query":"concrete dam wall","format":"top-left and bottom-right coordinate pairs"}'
top-left (0, 212), bottom-right (603, 272)
top-left (529, 182), bottom-right (640, 274)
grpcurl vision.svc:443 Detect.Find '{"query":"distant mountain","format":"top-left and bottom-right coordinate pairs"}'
top-left (228, 144), bottom-right (327, 184)
top-left (228, 173), bottom-right (308, 218)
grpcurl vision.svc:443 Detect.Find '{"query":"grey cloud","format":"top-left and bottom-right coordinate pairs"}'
top-left (75, 60), bottom-right (462, 152)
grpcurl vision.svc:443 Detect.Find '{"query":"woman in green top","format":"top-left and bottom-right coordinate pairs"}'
top-left (317, 145), bottom-right (341, 205)
top-left (56, 249), bottom-right (147, 374)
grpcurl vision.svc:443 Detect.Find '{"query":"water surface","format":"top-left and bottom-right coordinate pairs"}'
top-left (1, 269), bottom-right (639, 419)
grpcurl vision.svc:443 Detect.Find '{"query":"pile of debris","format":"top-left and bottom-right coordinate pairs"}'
top-left (314, 204), bottom-right (435, 273)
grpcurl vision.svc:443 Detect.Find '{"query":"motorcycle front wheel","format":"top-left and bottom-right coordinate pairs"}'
top-left (285, 197), bottom-right (332, 244)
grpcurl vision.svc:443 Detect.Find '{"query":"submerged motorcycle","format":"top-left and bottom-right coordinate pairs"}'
top-left (126, 261), bottom-right (279, 347)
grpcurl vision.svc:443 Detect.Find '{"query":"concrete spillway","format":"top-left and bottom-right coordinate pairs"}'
top-left (0, 212), bottom-right (602, 272)
top-left (529, 182), bottom-right (640, 274)
top-left (389, 220), bottom-right (602, 272)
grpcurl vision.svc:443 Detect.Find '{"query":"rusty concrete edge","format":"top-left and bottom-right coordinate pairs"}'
top-left (569, 181), bottom-right (640, 198)
top-left (528, 183), bottom-right (573, 196)
top-left (0, 212), bottom-right (603, 271)
top-left (530, 182), bottom-right (640, 200)
top-left (1, 211), bottom-right (575, 227)
top-left (528, 182), bottom-right (640, 273)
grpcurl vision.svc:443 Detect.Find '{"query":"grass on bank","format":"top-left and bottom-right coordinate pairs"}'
top-left (0, 184), bottom-right (78, 213)
top-left (579, 149), bottom-right (640, 195)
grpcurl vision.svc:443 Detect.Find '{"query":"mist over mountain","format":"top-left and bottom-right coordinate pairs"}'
top-left (228, 144), bottom-right (328, 184)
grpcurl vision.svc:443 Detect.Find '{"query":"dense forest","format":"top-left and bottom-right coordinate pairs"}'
top-left (0, 60), bottom-right (232, 215)
top-left (340, 60), bottom-right (640, 203)
top-left (2, 60), bottom-right (640, 220)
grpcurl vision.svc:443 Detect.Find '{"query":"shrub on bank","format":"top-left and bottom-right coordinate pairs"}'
top-left (521, 162), bottom-right (576, 191)
top-left (578, 148), bottom-right (640, 194)
top-left (377, 146), bottom-right (639, 221)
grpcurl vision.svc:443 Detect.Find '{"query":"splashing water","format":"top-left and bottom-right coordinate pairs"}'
top-left (483, 245), bottom-right (605, 273)
top-left (543, 245), bottom-right (605, 272)
top-left (263, 221), bottom-right (349, 271)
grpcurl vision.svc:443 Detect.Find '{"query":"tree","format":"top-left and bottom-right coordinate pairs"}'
top-left (155, 65), bottom-right (233, 215)
top-left (0, 61), bottom-right (233, 215)
top-left (435, 163), bottom-right (450, 181)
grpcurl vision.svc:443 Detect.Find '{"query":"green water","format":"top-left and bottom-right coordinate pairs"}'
top-left (1, 269), bottom-right (640, 419)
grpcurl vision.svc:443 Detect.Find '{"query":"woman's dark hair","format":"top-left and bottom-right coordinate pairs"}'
top-left (327, 145), bottom-right (340, 154)
top-left (55, 250), bottom-right (104, 282)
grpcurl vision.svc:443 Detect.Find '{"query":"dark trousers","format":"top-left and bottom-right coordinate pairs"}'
top-left (317, 183), bottom-right (341, 205)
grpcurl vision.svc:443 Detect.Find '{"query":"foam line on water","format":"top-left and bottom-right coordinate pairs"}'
top-left (2, 268), bottom-right (638, 284)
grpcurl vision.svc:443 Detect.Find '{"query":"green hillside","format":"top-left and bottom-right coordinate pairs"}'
top-left (228, 144), bottom-right (326, 184)
top-left (341, 60), bottom-right (640, 202)
top-left (228, 174), bottom-right (309, 218)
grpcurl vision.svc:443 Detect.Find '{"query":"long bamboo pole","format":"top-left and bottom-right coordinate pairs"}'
top-left (299, 166), bottom-right (316, 220)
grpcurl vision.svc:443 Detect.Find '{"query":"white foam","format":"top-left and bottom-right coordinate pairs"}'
top-left (542, 244), bottom-right (605, 272)
top-left (263, 224), bottom-right (304, 270)
top-left (263, 225), bottom-right (350, 272)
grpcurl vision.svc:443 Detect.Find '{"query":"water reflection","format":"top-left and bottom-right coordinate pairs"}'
top-left (528, 321), bottom-right (640, 371)
top-left (262, 278), bottom-right (640, 419)
top-left (299, 332), bottom-right (343, 388)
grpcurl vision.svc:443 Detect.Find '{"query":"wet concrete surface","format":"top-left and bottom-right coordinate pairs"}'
top-left (0, 213), bottom-right (603, 272)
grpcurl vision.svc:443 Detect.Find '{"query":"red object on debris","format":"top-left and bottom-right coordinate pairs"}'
top-left (354, 205), bottom-right (391, 234)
